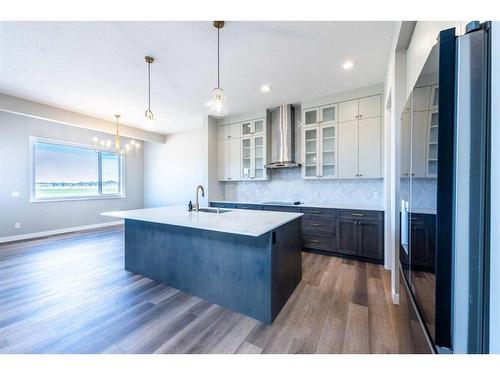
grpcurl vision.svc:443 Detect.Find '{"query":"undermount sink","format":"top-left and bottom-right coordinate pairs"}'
top-left (197, 207), bottom-right (232, 214)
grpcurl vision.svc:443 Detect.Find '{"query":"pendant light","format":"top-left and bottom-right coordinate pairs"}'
top-left (208, 21), bottom-right (228, 117)
top-left (144, 55), bottom-right (157, 129)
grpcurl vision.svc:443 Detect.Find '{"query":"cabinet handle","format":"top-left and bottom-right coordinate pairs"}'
top-left (310, 239), bottom-right (321, 243)
top-left (352, 213), bottom-right (365, 217)
top-left (358, 174), bottom-right (363, 177)
top-left (359, 114), bottom-right (363, 118)
top-left (310, 223), bottom-right (321, 227)
top-left (310, 210), bottom-right (322, 214)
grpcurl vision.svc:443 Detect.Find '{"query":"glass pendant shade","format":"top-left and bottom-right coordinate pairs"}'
top-left (208, 87), bottom-right (228, 117)
top-left (144, 108), bottom-right (157, 130)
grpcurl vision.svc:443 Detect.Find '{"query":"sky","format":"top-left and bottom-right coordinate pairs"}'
top-left (35, 142), bottom-right (119, 183)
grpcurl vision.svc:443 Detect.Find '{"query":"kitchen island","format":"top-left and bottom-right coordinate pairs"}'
top-left (102, 206), bottom-right (303, 324)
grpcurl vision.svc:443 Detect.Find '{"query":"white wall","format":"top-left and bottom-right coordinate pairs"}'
top-left (489, 21), bottom-right (500, 354)
top-left (143, 116), bottom-right (223, 208)
top-left (0, 111), bottom-right (144, 240)
top-left (144, 128), bottom-right (206, 208)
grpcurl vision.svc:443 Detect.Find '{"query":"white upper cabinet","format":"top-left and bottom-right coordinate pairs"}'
top-left (426, 109), bottom-right (439, 177)
top-left (401, 112), bottom-right (411, 176)
top-left (229, 123), bottom-right (241, 139)
top-left (218, 125), bottom-right (228, 141)
top-left (358, 95), bottom-right (381, 119)
top-left (339, 99), bottom-right (358, 122)
top-left (241, 121), bottom-right (253, 136)
top-left (253, 119), bottom-right (265, 135)
top-left (301, 124), bottom-right (338, 179)
top-left (218, 138), bottom-right (241, 182)
top-left (241, 135), bottom-right (268, 180)
top-left (320, 125), bottom-right (337, 178)
top-left (302, 127), bottom-right (319, 178)
top-left (338, 120), bottom-right (358, 178)
top-left (430, 85), bottom-right (439, 109)
top-left (303, 108), bottom-right (319, 126)
top-left (303, 93), bottom-right (382, 180)
top-left (320, 104), bottom-right (337, 124)
top-left (302, 104), bottom-right (337, 126)
top-left (413, 86), bottom-right (432, 112)
top-left (241, 118), bottom-right (265, 136)
top-left (218, 123), bottom-right (241, 140)
top-left (358, 117), bottom-right (381, 178)
top-left (411, 110), bottom-right (429, 178)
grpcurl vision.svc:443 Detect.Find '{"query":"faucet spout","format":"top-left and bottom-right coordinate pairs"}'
top-left (194, 185), bottom-right (205, 212)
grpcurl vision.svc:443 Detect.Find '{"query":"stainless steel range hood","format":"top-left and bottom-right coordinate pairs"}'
top-left (264, 104), bottom-right (300, 169)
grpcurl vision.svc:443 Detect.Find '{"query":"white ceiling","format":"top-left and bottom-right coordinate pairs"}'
top-left (0, 21), bottom-right (395, 134)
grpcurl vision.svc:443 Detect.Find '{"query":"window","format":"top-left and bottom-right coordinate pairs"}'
top-left (31, 138), bottom-right (123, 201)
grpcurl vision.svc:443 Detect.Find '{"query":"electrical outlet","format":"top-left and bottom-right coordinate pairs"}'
top-left (373, 191), bottom-right (380, 200)
top-left (15, 222), bottom-right (21, 229)
top-left (315, 192), bottom-right (320, 201)
top-left (11, 191), bottom-right (20, 197)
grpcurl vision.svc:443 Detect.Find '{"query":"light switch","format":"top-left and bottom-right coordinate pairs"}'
top-left (11, 191), bottom-right (20, 197)
top-left (15, 223), bottom-right (21, 229)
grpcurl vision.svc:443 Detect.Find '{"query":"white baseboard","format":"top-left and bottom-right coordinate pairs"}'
top-left (0, 220), bottom-right (124, 244)
top-left (392, 290), bottom-right (400, 305)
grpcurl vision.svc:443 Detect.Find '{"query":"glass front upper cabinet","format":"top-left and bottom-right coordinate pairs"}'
top-left (253, 119), bottom-right (264, 135)
top-left (241, 138), bottom-right (252, 179)
top-left (303, 127), bottom-right (318, 178)
top-left (303, 104), bottom-right (337, 126)
top-left (241, 121), bottom-right (252, 136)
top-left (254, 136), bottom-right (264, 179)
top-left (321, 104), bottom-right (337, 124)
top-left (321, 125), bottom-right (336, 178)
top-left (241, 118), bottom-right (264, 136)
top-left (427, 109), bottom-right (439, 177)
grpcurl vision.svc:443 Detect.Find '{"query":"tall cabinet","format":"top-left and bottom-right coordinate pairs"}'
top-left (301, 104), bottom-right (338, 179)
top-left (241, 118), bottom-right (268, 180)
top-left (338, 95), bottom-right (382, 179)
top-left (218, 117), bottom-right (268, 182)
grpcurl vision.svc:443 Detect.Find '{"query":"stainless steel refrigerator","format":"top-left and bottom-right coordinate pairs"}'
top-left (399, 21), bottom-right (492, 354)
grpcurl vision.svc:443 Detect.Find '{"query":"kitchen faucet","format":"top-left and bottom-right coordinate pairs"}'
top-left (194, 185), bottom-right (205, 212)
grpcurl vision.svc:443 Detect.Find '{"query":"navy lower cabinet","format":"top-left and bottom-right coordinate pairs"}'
top-left (124, 218), bottom-right (302, 324)
top-left (210, 202), bottom-right (385, 263)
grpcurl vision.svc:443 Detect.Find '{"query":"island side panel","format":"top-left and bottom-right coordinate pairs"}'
top-left (124, 219), bottom-right (273, 323)
top-left (271, 217), bottom-right (302, 320)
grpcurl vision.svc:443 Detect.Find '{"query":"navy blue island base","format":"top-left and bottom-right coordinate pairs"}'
top-left (124, 217), bottom-right (302, 324)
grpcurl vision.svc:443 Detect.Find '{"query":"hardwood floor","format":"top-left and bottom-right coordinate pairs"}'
top-left (0, 227), bottom-right (398, 354)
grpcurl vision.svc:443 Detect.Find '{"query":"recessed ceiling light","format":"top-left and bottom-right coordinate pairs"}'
top-left (261, 85), bottom-right (271, 93)
top-left (342, 60), bottom-right (355, 70)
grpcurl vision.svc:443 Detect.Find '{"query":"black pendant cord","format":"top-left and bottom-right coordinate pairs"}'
top-left (217, 27), bottom-right (220, 89)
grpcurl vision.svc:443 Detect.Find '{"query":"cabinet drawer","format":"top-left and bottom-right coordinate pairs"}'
top-left (301, 207), bottom-right (336, 216)
top-left (262, 205), bottom-right (301, 213)
top-left (302, 219), bottom-right (335, 235)
top-left (338, 209), bottom-right (383, 221)
top-left (235, 204), bottom-right (260, 210)
top-left (302, 234), bottom-right (335, 252)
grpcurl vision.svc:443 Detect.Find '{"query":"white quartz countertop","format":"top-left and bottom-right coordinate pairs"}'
top-left (210, 200), bottom-right (385, 211)
top-left (101, 206), bottom-right (303, 237)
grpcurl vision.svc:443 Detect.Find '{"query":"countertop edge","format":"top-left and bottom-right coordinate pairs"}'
top-left (101, 210), bottom-right (303, 238)
top-left (210, 200), bottom-right (386, 212)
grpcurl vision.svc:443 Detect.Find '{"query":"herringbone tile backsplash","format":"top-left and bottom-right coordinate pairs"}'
top-left (225, 168), bottom-right (384, 206)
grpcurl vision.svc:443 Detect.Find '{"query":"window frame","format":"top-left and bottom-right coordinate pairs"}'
top-left (29, 136), bottom-right (125, 202)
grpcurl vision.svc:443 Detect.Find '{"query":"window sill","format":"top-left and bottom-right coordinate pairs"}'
top-left (29, 195), bottom-right (126, 203)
